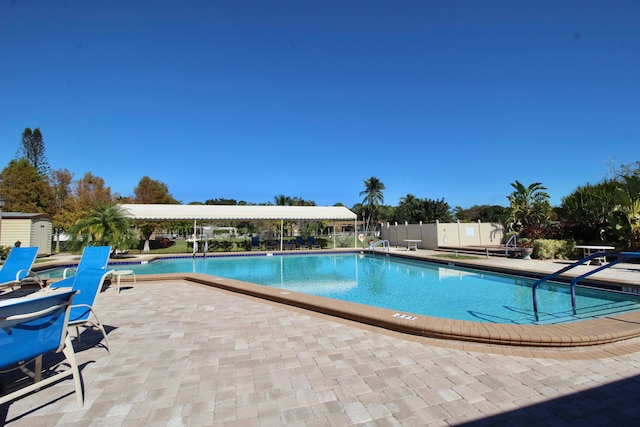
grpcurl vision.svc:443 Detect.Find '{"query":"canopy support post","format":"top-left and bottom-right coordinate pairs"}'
top-left (280, 219), bottom-right (284, 251)
top-left (193, 219), bottom-right (197, 255)
top-left (354, 217), bottom-right (357, 248)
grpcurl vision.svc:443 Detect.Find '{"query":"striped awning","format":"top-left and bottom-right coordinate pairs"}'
top-left (118, 204), bottom-right (357, 221)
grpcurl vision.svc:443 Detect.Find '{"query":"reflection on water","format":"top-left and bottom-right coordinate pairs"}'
top-left (38, 253), bottom-right (640, 325)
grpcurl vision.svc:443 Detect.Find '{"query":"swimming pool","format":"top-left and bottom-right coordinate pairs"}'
top-left (44, 253), bottom-right (640, 325)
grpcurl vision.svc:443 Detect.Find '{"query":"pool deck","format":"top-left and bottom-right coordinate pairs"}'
top-left (3, 249), bottom-right (640, 425)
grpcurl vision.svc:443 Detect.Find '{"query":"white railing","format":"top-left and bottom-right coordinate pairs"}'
top-left (505, 234), bottom-right (517, 256)
top-left (368, 240), bottom-right (390, 252)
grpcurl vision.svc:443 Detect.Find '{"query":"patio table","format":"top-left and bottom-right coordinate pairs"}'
top-left (110, 270), bottom-right (136, 294)
top-left (575, 245), bottom-right (615, 265)
top-left (403, 239), bottom-right (421, 251)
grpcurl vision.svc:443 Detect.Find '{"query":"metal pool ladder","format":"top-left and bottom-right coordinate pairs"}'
top-left (368, 240), bottom-right (390, 252)
top-left (531, 251), bottom-right (640, 321)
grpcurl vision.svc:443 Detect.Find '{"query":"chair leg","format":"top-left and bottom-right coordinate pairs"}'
top-left (34, 356), bottom-right (42, 383)
top-left (17, 356), bottom-right (42, 383)
top-left (0, 338), bottom-right (84, 408)
top-left (90, 312), bottom-right (111, 354)
top-left (62, 334), bottom-right (84, 408)
top-left (75, 325), bottom-right (82, 349)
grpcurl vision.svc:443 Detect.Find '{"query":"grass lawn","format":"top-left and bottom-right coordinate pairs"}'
top-left (44, 236), bottom-right (365, 260)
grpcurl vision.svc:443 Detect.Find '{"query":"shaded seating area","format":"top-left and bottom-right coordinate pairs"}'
top-left (0, 290), bottom-right (84, 409)
top-left (295, 236), bottom-right (309, 250)
top-left (250, 236), bottom-right (261, 251)
top-left (307, 236), bottom-right (321, 249)
top-left (0, 246), bottom-right (41, 291)
top-left (62, 246), bottom-right (111, 278)
top-left (265, 241), bottom-right (277, 251)
top-left (49, 267), bottom-right (113, 354)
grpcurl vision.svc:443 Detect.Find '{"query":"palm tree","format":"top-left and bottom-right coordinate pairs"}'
top-left (359, 176), bottom-right (385, 236)
top-left (507, 181), bottom-right (551, 231)
top-left (67, 202), bottom-right (138, 252)
top-left (274, 194), bottom-right (293, 206)
top-left (396, 194), bottom-right (422, 223)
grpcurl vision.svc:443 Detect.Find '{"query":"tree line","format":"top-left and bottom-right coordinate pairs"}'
top-left (2, 128), bottom-right (639, 251)
top-left (357, 168), bottom-right (640, 251)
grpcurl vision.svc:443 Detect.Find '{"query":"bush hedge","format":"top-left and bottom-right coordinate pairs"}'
top-left (532, 239), bottom-right (575, 260)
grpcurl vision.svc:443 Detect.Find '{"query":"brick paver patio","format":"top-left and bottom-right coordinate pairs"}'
top-left (2, 273), bottom-right (640, 426)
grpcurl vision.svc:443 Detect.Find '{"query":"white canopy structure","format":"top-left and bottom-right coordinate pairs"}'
top-left (119, 204), bottom-right (356, 221)
top-left (119, 204), bottom-right (358, 250)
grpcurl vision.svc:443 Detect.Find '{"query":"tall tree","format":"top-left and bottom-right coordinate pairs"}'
top-left (559, 180), bottom-right (617, 242)
top-left (393, 196), bottom-right (453, 223)
top-left (394, 194), bottom-right (422, 223)
top-left (134, 176), bottom-right (178, 204)
top-left (273, 194), bottom-right (293, 206)
top-left (74, 172), bottom-right (112, 208)
top-left (359, 176), bottom-right (385, 235)
top-left (17, 127), bottom-right (51, 179)
top-left (507, 180), bottom-right (551, 231)
top-left (49, 168), bottom-right (75, 251)
top-left (50, 169), bottom-right (74, 212)
top-left (0, 159), bottom-right (52, 213)
top-left (133, 176), bottom-right (179, 252)
top-left (60, 172), bottom-right (114, 228)
top-left (611, 174), bottom-right (640, 250)
top-left (423, 198), bottom-right (453, 223)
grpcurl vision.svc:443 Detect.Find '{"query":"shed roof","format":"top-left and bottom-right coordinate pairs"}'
top-left (1, 212), bottom-right (52, 220)
top-left (119, 204), bottom-right (357, 221)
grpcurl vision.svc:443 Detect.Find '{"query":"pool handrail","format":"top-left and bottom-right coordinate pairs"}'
top-left (505, 234), bottom-right (517, 256)
top-left (368, 239), bottom-right (390, 252)
top-left (532, 250), bottom-right (640, 321)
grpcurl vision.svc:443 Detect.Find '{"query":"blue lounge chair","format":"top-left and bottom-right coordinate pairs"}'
top-left (49, 267), bottom-right (113, 353)
top-left (62, 245), bottom-right (111, 278)
top-left (295, 236), bottom-right (309, 250)
top-left (0, 290), bottom-right (84, 408)
top-left (0, 246), bottom-right (39, 290)
top-left (307, 236), bottom-right (321, 249)
top-left (251, 236), bottom-right (261, 251)
top-left (265, 240), bottom-right (277, 251)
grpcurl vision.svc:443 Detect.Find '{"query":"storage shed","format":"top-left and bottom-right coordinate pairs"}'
top-left (0, 212), bottom-right (53, 256)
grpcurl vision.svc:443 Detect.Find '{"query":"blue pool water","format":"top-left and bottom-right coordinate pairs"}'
top-left (42, 253), bottom-right (640, 324)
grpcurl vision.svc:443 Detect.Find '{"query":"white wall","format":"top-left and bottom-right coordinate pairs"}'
top-left (380, 221), bottom-right (504, 249)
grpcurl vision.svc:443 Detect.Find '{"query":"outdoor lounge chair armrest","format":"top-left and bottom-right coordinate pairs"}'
top-left (21, 270), bottom-right (47, 288)
top-left (0, 303), bottom-right (67, 322)
top-left (62, 267), bottom-right (76, 279)
top-left (15, 268), bottom-right (30, 281)
top-left (46, 276), bottom-right (76, 292)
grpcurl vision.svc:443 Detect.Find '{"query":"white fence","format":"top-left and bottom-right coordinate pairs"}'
top-left (379, 220), bottom-right (504, 250)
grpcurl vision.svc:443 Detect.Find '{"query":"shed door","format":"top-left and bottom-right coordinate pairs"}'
top-left (31, 220), bottom-right (53, 256)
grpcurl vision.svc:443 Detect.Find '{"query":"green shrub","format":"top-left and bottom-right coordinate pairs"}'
top-left (217, 241), bottom-right (233, 252)
top-left (0, 246), bottom-right (10, 261)
top-left (533, 239), bottom-right (575, 260)
top-left (239, 239), bottom-right (252, 251)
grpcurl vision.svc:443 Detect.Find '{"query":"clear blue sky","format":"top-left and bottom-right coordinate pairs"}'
top-left (1, 1), bottom-right (639, 209)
